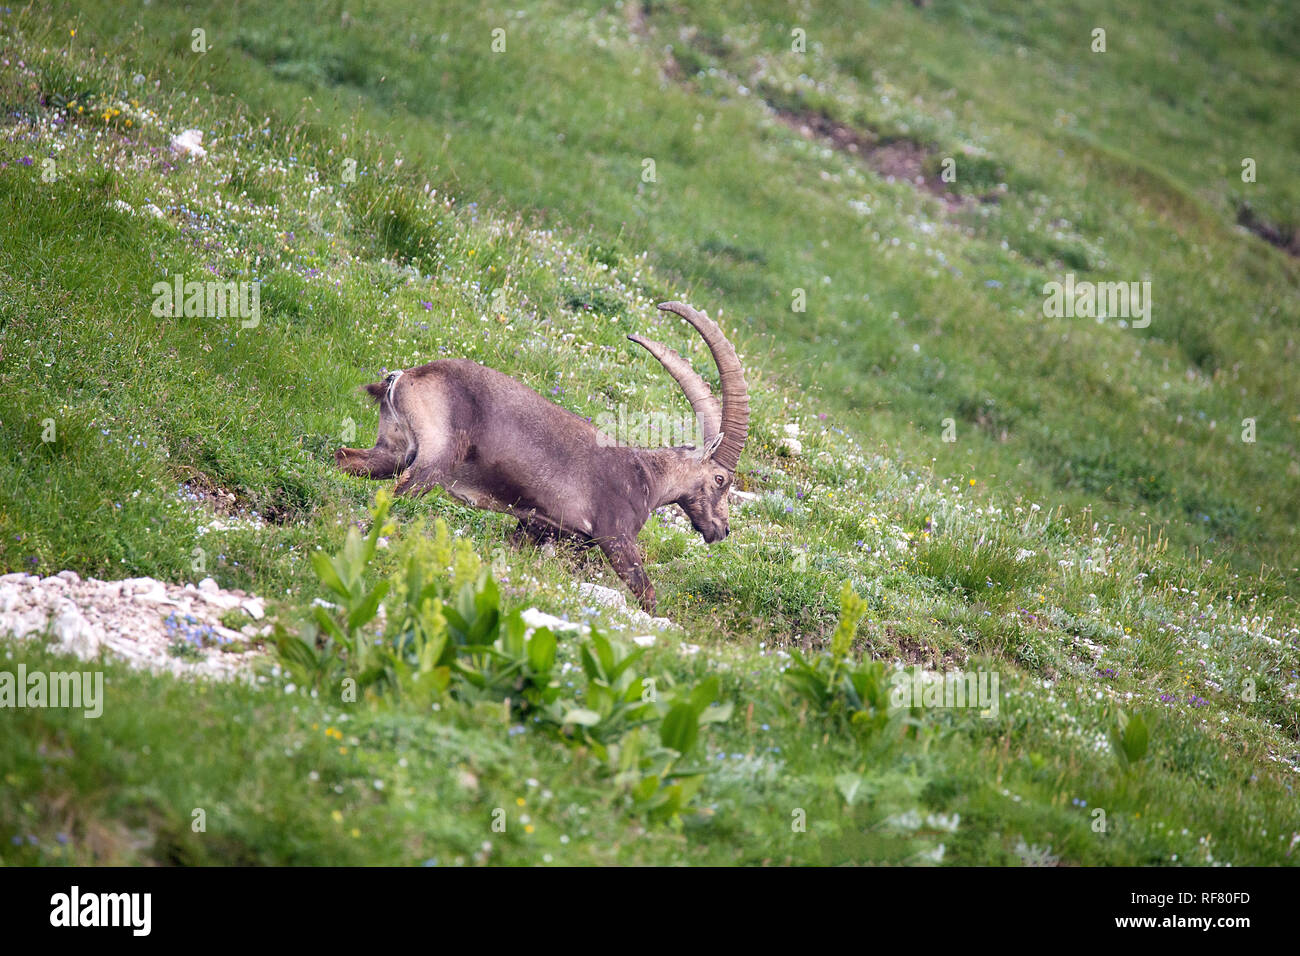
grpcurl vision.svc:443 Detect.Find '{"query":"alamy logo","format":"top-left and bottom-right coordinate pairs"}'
top-left (594, 405), bottom-right (703, 449)
top-left (50, 886), bottom-right (151, 936)
top-left (0, 664), bottom-right (103, 718)
top-left (889, 666), bottom-right (1000, 718)
top-left (151, 273), bottom-right (260, 327)
top-left (1042, 273), bottom-right (1151, 328)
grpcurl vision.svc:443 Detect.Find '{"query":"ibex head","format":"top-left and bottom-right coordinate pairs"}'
top-left (630, 301), bottom-right (750, 544)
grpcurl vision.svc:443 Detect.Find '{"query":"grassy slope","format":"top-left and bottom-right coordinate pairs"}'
top-left (0, 2), bottom-right (1297, 864)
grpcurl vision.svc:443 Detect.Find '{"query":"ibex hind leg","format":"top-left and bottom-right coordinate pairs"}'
top-left (597, 535), bottom-right (657, 614)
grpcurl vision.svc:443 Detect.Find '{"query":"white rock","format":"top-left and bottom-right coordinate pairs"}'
top-left (119, 577), bottom-right (159, 594)
top-left (198, 577), bottom-right (220, 594)
top-left (577, 582), bottom-right (625, 609)
top-left (241, 598), bottom-right (265, 620)
top-left (134, 580), bottom-right (168, 603)
top-left (52, 602), bottom-right (100, 658)
top-left (196, 589), bottom-right (240, 611)
top-left (520, 608), bottom-right (583, 633)
top-left (1075, 637), bottom-right (1104, 659)
top-left (170, 128), bottom-right (207, 159)
top-left (5, 609), bottom-right (48, 639)
top-left (56, 570), bottom-right (81, 584)
top-left (214, 625), bottom-right (245, 644)
top-left (0, 584), bottom-right (18, 613)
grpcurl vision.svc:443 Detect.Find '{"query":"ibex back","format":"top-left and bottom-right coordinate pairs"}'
top-left (335, 301), bottom-right (750, 613)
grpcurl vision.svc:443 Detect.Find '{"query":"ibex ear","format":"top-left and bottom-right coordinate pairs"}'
top-left (695, 432), bottom-right (725, 462)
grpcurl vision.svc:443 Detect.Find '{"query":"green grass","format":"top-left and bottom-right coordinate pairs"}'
top-left (1, 1), bottom-right (1298, 864)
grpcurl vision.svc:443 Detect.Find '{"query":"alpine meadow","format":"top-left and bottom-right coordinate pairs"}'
top-left (1, 0), bottom-right (1298, 874)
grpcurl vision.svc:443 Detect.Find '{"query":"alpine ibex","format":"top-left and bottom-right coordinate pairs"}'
top-left (335, 301), bottom-right (749, 613)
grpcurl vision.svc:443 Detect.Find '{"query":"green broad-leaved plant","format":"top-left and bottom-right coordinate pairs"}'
top-left (274, 492), bottom-right (733, 823)
top-left (782, 580), bottom-right (901, 743)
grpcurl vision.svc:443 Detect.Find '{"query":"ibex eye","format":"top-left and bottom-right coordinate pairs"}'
top-left (714, 475), bottom-right (725, 486)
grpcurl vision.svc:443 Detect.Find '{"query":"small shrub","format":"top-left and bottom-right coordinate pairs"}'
top-left (782, 582), bottom-right (905, 743)
top-left (274, 492), bottom-right (733, 822)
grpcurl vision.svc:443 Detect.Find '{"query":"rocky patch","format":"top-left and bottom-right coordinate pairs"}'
top-left (0, 571), bottom-right (269, 680)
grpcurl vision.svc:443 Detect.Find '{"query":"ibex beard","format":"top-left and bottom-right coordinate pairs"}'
top-left (334, 301), bottom-right (749, 614)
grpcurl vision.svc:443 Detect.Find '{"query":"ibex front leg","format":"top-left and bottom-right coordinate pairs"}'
top-left (335, 380), bottom-right (411, 479)
top-left (393, 422), bottom-right (458, 497)
top-left (335, 444), bottom-right (405, 479)
top-left (597, 534), bottom-right (657, 615)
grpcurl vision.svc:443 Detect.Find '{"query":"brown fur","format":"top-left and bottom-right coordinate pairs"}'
top-left (335, 303), bottom-right (747, 613)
